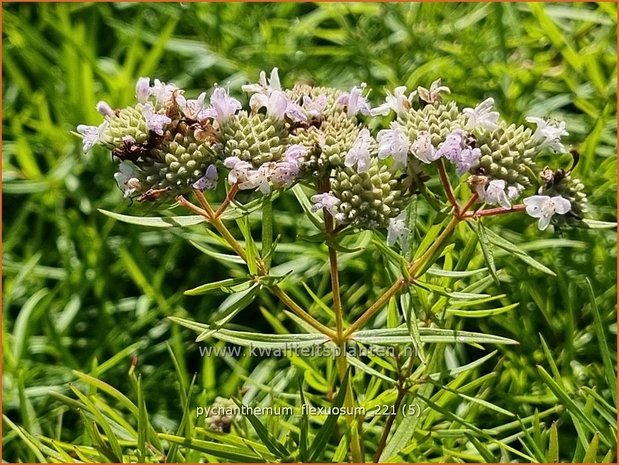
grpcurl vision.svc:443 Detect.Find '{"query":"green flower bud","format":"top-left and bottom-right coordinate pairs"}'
top-left (473, 122), bottom-right (538, 188)
top-left (141, 125), bottom-right (217, 192)
top-left (291, 112), bottom-right (360, 175)
top-left (398, 101), bottom-right (466, 147)
top-left (330, 160), bottom-right (408, 228)
top-left (539, 169), bottom-right (588, 219)
top-left (220, 112), bottom-right (288, 167)
top-left (103, 105), bottom-right (150, 147)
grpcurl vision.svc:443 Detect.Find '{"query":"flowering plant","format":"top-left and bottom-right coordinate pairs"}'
top-left (77, 69), bottom-right (602, 462)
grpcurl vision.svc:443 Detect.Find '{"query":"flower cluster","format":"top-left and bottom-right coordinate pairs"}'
top-left (77, 70), bottom-right (589, 248)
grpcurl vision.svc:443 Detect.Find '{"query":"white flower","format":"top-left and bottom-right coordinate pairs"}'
top-left (192, 164), bottom-right (219, 191)
top-left (176, 92), bottom-right (207, 120)
top-left (266, 90), bottom-right (290, 119)
top-left (344, 128), bottom-right (372, 172)
top-left (477, 179), bottom-right (511, 209)
top-left (410, 131), bottom-right (439, 164)
top-left (150, 79), bottom-right (178, 107)
top-left (435, 130), bottom-right (481, 175)
top-left (135, 77), bottom-right (151, 104)
top-left (417, 79), bottom-right (450, 104)
top-left (377, 122), bottom-right (409, 169)
top-left (246, 164), bottom-right (271, 195)
top-left (310, 192), bottom-right (341, 219)
top-left (435, 131), bottom-right (464, 163)
top-left (113, 161), bottom-right (142, 197)
top-left (242, 68), bottom-right (282, 95)
top-left (507, 183), bottom-right (524, 201)
top-left (387, 211), bottom-right (409, 250)
top-left (224, 156), bottom-right (252, 186)
top-left (525, 116), bottom-right (569, 153)
top-left (463, 97), bottom-right (499, 132)
top-left (96, 100), bottom-right (115, 117)
top-left (283, 144), bottom-right (307, 168)
top-left (336, 85), bottom-right (371, 117)
top-left (370, 86), bottom-right (414, 117)
top-left (203, 88), bottom-right (242, 122)
top-left (77, 121), bottom-right (109, 152)
top-left (302, 95), bottom-right (328, 118)
top-left (141, 103), bottom-right (171, 136)
top-left (524, 195), bottom-right (571, 230)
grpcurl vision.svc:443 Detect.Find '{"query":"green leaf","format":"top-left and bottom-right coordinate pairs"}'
top-left (585, 278), bottom-right (616, 404)
top-left (189, 240), bottom-right (245, 264)
top-left (184, 277), bottom-right (252, 296)
top-left (352, 327), bottom-right (518, 346)
top-left (261, 196), bottom-right (274, 269)
top-left (169, 316), bottom-right (330, 348)
top-left (159, 434), bottom-right (269, 462)
top-left (234, 398), bottom-right (291, 459)
top-left (471, 220), bottom-right (500, 284)
top-left (204, 284), bottom-right (262, 333)
top-left (483, 228), bottom-right (556, 276)
top-left (98, 209), bottom-right (204, 228)
top-left (465, 431), bottom-right (496, 462)
top-left (582, 432), bottom-right (600, 463)
top-left (297, 377), bottom-right (309, 462)
top-left (536, 366), bottom-right (610, 448)
top-left (308, 369), bottom-right (350, 461)
top-left (136, 376), bottom-right (147, 462)
top-left (581, 218), bottom-right (617, 229)
top-left (291, 184), bottom-right (324, 230)
top-left (446, 302), bottom-right (519, 318)
top-left (548, 421), bottom-right (559, 463)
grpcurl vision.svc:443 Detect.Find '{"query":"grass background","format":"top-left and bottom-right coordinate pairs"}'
top-left (2, 2), bottom-right (617, 462)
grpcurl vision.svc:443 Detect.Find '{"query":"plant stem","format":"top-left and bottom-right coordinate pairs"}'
top-left (178, 193), bottom-right (336, 338)
top-left (437, 158), bottom-right (459, 212)
top-left (344, 214), bottom-right (461, 338)
top-left (319, 178), bottom-right (363, 462)
top-left (465, 203), bottom-right (526, 217)
top-left (214, 184), bottom-right (239, 218)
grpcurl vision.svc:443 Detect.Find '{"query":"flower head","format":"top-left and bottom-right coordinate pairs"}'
top-left (204, 88), bottom-right (242, 123)
top-left (344, 128), bottom-right (372, 172)
top-left (150, 79), bottom-right (178, 107)
top-left (192, 164), bottom-right (219, 191)
top-left (141, 103), bottom-right (171, 136)
top-left (377, 122), bottom-right (409, 169)
top-left (242, 68), bottom-right (282, 96)
top-left (477, 179), bottom-right (511, 209)
top-left (463, 97), bottom-right (499, 132)
top-left (224, 156), bottom-right (252, 186)
top-left (387, 211), bottom-right (409, 250)
top-left (135, 77), bottom-right (151, 104)
top-left (524, 195), bottom-right (571, 230)
top-left (77, 121), bottom-right (109, 152)
top-left (417, 79), bottom-right (450, 104)
top-left (525, 116), bottom-right (569, 153)
top-left (302, 95), bottom-right (328, 119)
top-left (370, 86), bottom-right (414, 117)
top-left (113, 161), bottom-right (142, 198)
top-left (410, 131), bottom-right (439, 164)
top-left (435, 130), bottom-right (481, 175)
top-left (246, 164), bottom-right (271, 195)
top-left (176, 92), bottom-right (207, 120)
top-left (311, 192), bottom-right (343, 221)
top-left (96, 100), bottom-right (115, 117)
top-left (336, 85), bottom-right (371, 117)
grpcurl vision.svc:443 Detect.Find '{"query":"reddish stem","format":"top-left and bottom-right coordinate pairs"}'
top-left (214, 184), bottom-right (239, 218)
top-left (465, 204), bottom-right (526, 218)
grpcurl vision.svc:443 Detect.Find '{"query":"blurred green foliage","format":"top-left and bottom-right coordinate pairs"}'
top-left (2, 2), bottom-right (617, 462)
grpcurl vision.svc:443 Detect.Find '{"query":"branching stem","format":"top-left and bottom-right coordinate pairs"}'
top-left (177, 193), bottom-right (336, 338)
